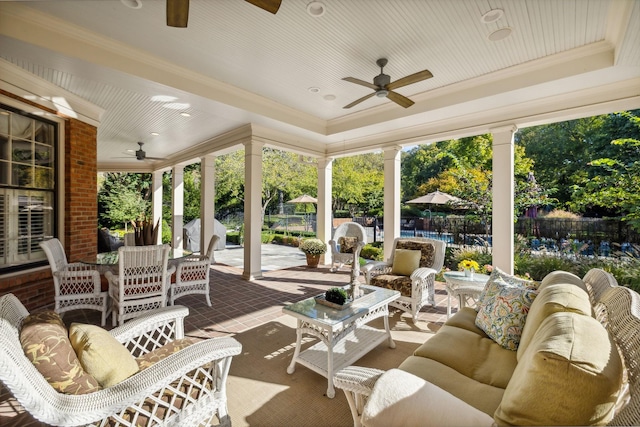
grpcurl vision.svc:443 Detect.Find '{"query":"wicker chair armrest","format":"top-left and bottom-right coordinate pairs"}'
top-left (328, 239), bottom-right (339, 252)
top-left (361, 261), bottom-right (390, 274)
top-left (334, 366), bottom-right (386, 427)
top-left (176, 258), bottom-right (211, 275)
top-left (17, 337), bottom-right (242, 426)
top-left (66, 262), bottom-right (98, 272)
top-left (410, 267), bottom-right (437, 281)
top-left (182, 254), bottom-right (209, 262)
top-left (166, 264), bottom-right (176, 276)
top-left (334, 366), bottom-right (385, 396)
top-left (54, 269), bottom-right (101, 293)
top-left (111, 305), bottom-right (189, 354)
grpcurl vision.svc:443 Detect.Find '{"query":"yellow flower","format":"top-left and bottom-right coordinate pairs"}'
top-left (458, 259), bottom-right (480, 271)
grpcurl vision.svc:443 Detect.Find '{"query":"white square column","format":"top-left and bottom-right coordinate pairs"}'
top-left (317, 157), bottom-right (333, 265)
top-left (152, 170), bottom-right (163, 245)
top-left (172, 165), bottom-right (184, 250)
top-left (383, 146), bottom-right (402, 261)
top-left (243, 140), bottom-right (264, 280)
top-left (491, 125), bottom-right (517, 274)
top-left (200, 154), bottom-right (216, 254)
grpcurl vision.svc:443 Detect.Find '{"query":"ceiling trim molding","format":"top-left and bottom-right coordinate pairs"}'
top-left (0, 58), bottom-right (103, 127)
top-left (0, 3), bottom-right (326, 134)
top-left (324, 76), bottom-right (640, 156)
top-left (606, 0), bottom-right (635, 62)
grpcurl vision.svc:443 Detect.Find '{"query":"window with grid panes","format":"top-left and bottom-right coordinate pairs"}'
top-left (0, 104), bottom-right (56, 272)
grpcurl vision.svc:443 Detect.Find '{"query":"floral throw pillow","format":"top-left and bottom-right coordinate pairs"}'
top-left (475, 278), bottom-right (539, 351)
top-left (20, 311), bottom-right (100, 394)
top-left (477, 266), bottom-right (538, 307)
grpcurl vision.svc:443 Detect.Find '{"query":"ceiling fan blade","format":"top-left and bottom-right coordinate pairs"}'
top-left (343, 92), bottom-right (376, 109)
top-left (144, 156), bottom-right (168, 161)
top-left (387, 69), bottom-right (433, 91)
top-left (386, 91), bottom-right (414, 108)
top-left (244, 0), bottom-right (282, 14)
top-left (342, 77), bottom-right (379, 91)
top-left (167, 0), bottom-right (189, 28)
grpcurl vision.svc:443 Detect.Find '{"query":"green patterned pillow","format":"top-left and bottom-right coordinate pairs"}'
top-left (475, 278), bottom-right (539, 351)
top-left (20, 311), bottom-right (100, 394)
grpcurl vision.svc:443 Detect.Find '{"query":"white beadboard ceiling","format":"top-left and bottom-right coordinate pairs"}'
top-left (0, 0), bottom-right (639, 171)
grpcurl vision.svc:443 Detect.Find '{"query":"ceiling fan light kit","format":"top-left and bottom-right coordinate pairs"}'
top-left (342, 58), bottom-right (433, 109)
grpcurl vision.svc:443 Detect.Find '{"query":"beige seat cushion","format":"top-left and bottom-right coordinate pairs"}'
top-left (443, 307), bottom-right (485, 334)
top-left (69, 323), bottom-right (139, 388)
top-left (20, 311), bottom-right (100, 395)
top-left (399, 356), bottom-right (505, 416)
top-left (413, 324), bottom-right (517, 389)
top-left (362, 368), bottom-right (494, 427)
top-left (494, 312), bottom-right (623, 426)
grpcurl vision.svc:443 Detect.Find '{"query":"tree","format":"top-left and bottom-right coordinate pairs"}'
top-left (98, 172), bottom-right (151, 229)
top-left (569, 111), bottom-right (640, 229)
top-left (332, 153), bottom-right (384, 215)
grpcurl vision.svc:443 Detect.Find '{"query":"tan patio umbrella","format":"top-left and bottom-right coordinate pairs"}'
top-left (287, 194), bottom-right (318, 232)
top-left (406, 190), bottom-right (462, 205)
top-left (287, 194), bottom-right (318, 204)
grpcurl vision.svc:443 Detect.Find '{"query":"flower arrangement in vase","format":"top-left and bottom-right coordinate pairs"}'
top-left (458, 259), bottom-right (480, 278)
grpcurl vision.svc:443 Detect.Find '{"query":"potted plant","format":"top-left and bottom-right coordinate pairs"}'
top-left (299, 238), bottom-right (327, 268)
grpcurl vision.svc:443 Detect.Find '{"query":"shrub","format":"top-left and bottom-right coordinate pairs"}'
top-left (361, 244), bottom-right (383, 261)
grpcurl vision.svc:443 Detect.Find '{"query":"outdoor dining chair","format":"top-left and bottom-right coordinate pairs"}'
top-left (106, 244), bottom-right (175, 326)
top-left (39, 238), bottom-right (110, 326)
top-left (170, 234), bottom-right (219, 306)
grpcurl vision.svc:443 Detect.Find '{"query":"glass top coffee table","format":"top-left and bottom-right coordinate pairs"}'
top-left (282, 284), bottom-right (399, 398)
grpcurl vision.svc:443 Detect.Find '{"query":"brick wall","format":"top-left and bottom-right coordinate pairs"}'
top-left (0, 89), bottom-right (98, 311)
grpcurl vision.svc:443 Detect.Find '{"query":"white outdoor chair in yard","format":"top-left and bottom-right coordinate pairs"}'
top-left (106, 245), bottom-right (175, 326)
top-left (39, 238), bottom-right (110, 326)
top-left (362, 237), bottom-right (446, 321)
top-left (328, 222), bottom-right (367, 272)
top-left (170, 234), bottom-right (219, 306)
top-left (0, 293), bottom-right (242, 426)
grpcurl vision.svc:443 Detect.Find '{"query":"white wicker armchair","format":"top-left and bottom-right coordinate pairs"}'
top-left (362, 237), bottom-right (446, 321)
top-left (106, 245), bottom-right (175, 326)
top-left (328, 222), bottom-right (367, 273)
top-left (170, 235), bottom-right (219, 306)
top-left (0, 293), bottom-right (242, 427)
top-left (40, 238), bottom-right (111, 326)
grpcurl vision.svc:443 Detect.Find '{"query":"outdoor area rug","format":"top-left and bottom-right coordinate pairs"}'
top-left (225, 312), bottom-right (437, 427)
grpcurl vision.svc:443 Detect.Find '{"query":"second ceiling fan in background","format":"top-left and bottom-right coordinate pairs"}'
top-left (343, 58), bottom-right (433, 109)
top-left (167, 0), bottom-right (281, 27)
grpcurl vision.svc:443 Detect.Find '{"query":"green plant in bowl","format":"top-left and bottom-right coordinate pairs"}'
top-left (325, 287), bottom-right (348, 305)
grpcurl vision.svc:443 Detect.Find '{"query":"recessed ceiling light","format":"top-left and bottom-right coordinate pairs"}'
top-left (307, 1), bottom-right (326, 17)
top-left (323, 94), bottom-right (336, 101)
top-left (151, 95), bottom-right (177, 102)
top-left (163, 102), bottom-right (190, 110)
top-left (308, 87), bottom-right (320, 93)
top-left (481, 8), bottom-right (503, 24)
top-left (488, 27), bottom-right (512, 41)
top-left (150, 132), bottom-right (159, 136)
top-left (180, 112), bottom-right (191, 117)
top-left (121, 0), bottom-right (142, 9)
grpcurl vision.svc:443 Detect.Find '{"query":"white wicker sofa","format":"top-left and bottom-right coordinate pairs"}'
top-left (334, 268), bottom-right (640, 426)
top-left (0, 293), bottom-right (242, 426)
